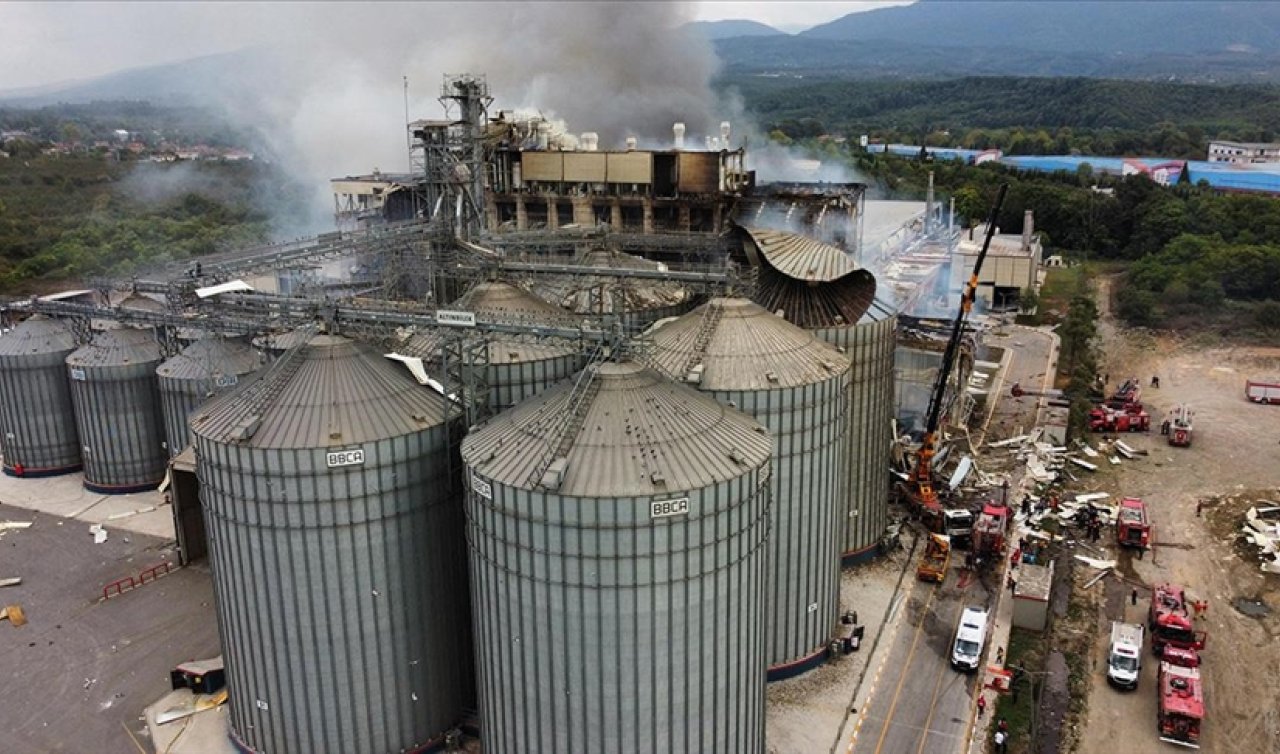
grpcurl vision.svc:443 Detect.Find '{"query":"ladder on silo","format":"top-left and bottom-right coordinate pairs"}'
top-left (526, 349), bottom-right (603, 490)
top-left (679, 300), bottom-right (724, 381)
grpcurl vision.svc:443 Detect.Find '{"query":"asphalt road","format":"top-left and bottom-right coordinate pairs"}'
top-left (853, 564), bottom-right (996, 754)
top-left (854, 323), bottom-right (1057, 754)
top-left (0, 507), bottom-right (220, 754)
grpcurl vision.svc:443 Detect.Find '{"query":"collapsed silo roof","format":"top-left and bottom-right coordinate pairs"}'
top-left (191, 334), bottom-right (450, 448)
top-left (454, 280), bottom-right (571, 321)
top-left (645, 298), bottom-right (849, 390)
top-left (463, 360), bottom-right (771, 497)
top-left (738, 225), bottom-right (880, 328)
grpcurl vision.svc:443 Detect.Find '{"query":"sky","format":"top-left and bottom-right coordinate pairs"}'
top-left (0, 2), bottom-right (911, 90)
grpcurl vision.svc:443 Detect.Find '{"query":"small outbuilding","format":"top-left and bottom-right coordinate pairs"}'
top-left (1012, 561), bottom-right (1055, 631)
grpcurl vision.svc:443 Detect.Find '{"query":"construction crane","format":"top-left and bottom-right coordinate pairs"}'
top-left (906, 183), bottom-right (1009, 524)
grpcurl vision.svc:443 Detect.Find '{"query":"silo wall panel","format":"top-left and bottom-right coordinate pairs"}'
top-left (466, 470), bottom-right (769, 754)
top-left (815, 316), bottom-right (897, 562)
top-left (70, 362), bottom-right (166, 492)
top-left (158, 377), bottom-right (209, 458)
top-left (710, 374), bottom-right (848, 671)
top-left (487, 352), bottom-right (584, 413)
top-left (198, 429), bottom-right (472, 754)
top-left (0, 349), bottom-right (81, 474)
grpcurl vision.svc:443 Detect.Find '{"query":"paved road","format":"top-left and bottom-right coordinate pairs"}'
top-left (852, 565), bottom-right (997, 754)
top-left (853, 323), bottom-right (1057, 754)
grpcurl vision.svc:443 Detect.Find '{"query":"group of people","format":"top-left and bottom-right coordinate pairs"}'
top-left (975, 698), bottom-right (1010, 752)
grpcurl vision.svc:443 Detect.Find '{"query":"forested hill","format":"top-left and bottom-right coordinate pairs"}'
top-left (723, 76), bottom-right (1280, 155)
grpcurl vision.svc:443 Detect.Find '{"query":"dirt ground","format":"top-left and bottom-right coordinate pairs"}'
top-left (1073, 277), bottom-right (1280, 753)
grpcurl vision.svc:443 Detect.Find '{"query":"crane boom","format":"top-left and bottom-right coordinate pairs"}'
top-left (910, 184), bottom-right (1009, 514)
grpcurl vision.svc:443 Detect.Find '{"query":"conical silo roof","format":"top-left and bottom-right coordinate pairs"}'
top-left (739, 226), bottom-right (879, 328)
top-left (66, 327), bottom-right (161, 368)
top-left (526, 248), bottom-right (689, 315)
top-left (117, 293), bottom-right (167, 313)
top-left (0, 315), bottom-right (77, 357)
top-left (191, 334), bottom-right (450, 449)
top-left (252, 328), bottom-right (312, 353)
top-left (645, 297), bottom-right (850, 390)
top-left (463, 360), bottom-right (771, 497)
top-left (157, 337), bottom-right (260, 382)
top-left (454, 280), bottom-right (569, 320)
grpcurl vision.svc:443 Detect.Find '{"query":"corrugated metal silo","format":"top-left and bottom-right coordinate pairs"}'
top-left (65, 327), bottom-right (167, 493)
top-left (646, 298), bottom-right (851, 677)
top-left (743, 227), bottom-right (898, 564)
top-left (252, 327), bottom-right (311, 358)
top-left (0, 316), bottom-right (82, 476)
top-left (463, 360), bottom-right (772, 754)
top-left (451, 281), bottom-right (587, 411)
top-left (813, 300), bottom-right (897, 563)
top-left (155, 337), bottom-right (260, 457)
top-left (190, 334), bottom-right (472, 754)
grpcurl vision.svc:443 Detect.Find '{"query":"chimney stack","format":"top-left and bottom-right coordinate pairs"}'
top-left (925, 171), bottom-right (935, 235)
top-left (673, 122), bottom-right (686, 150)
top-left (1022, 209), bottom-right (1035, 251)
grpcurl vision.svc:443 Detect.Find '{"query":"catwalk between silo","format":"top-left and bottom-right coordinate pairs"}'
top-left (190, 334), bottom-right (472, 754)
top-left (463, 360), bottom-right (772, 753)
top-left (645, 298), bottom-right (851, 678)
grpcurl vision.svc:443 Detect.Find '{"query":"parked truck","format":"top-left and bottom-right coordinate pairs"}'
top-left (1158, 660), bottom-right (1204, 748)
top-left (971, 501), bottom-right (1009, 567)
top-left (1106, 621), bottom-right (1144, 690)
top-left (1149, 583), bottom-right (1207, 657)
top-left (1168, 404), bottom-right (1194, 447)
top-left (1115, 497), bottom-right (1152, 550)
top-left (1088, 404), bottom-right (1150, 433)
top-left (916, 533), bottom-right (951, 583)
top-left (1246, 379), bottom-right (1280, 405)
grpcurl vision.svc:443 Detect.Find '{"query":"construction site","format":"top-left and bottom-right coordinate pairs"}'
top-left (4, 72), bottom-right (1275, 754)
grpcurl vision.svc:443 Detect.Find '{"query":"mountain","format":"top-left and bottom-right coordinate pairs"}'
top-left (801, 1), bottom-right (1280, 55)
top-left (715, 1), bottom-right (1280, 81)
top-left (0, 48), bottom-right (273, 107)
top-left (683, 19), bottom-right (786, 41)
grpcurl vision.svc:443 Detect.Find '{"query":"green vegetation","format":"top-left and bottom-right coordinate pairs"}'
top-left (726, 76), bottom-right (1280, 157)
top-left (0, 154), bottom-right (306, 290)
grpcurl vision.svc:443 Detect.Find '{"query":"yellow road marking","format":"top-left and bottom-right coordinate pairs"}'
top-left (872, 586), bottom-right (939, 754)
top-left (914, 625), bottom-right (953, 754)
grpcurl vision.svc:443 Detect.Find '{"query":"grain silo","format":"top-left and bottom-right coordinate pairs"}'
top-left (252, 327), bottom-right (311, 358)
top-left (450, 280), bottom-right (587, 411)
top-left (0, 316), bottom-right (82, 476)
top-left (65, 327), bottom-right (167, 493)
top-left (645, 298), bottom-right (851, 677)
top-left (190, 334), bottom-right (472, 754)
top-left (155, 337), bottom-right (260, 457)
top-left (463, 360), bottom-right (772, 754)
top-left (524, 247), bottom-right (695, 330)
top-left (742, 227), bottom-right (897, 563)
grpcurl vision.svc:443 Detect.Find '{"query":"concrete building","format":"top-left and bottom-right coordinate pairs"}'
top-left (1207, 140), bottom-right (1280, 165)
top-left (953, 211), bottom-right (1043, 311)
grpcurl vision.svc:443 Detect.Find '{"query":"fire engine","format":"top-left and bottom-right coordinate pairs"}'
top-left (1158, 660), bottom-right (1204, 748)
top-left (1088, 405), bottom-right (1150, 432)
top-left (1168, 404), bottom-right (1193, 447)
top-left (970, 501), bottom-right (1009, 566)
top-left (1115, 497), bottom-right (1151, 549)
top-left (1149, 583), bottom-right (1207, 656)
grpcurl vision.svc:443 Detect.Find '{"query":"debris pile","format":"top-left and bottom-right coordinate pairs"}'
top-left (1240, 501), bottom-right (1280, 575)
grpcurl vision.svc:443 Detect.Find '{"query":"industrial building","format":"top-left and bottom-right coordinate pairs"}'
top-left (0, 72), bottom-right (1020, 753)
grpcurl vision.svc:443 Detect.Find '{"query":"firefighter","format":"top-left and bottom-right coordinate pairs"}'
top-left (1152, 375), bottom-right (1160, 388)
top-left (1161, 418), bottom-right (1171, 435)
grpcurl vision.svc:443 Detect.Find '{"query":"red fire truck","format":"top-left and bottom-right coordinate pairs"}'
top-left (970, 501), bottom-right (1009, 566)
top-left (1088, 405), bottom-right (1151, 432)
top-left (1115, 497), bottom-right (1151, 549)
top-left (1158, 661), bottom-right (1204, 748)
top-left (1149, 583), bottom-right (1207, 656)
top-left (1168, 404), bottom-right (1194, 447)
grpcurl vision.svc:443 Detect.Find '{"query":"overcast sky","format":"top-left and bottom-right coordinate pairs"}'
top-left (0, 1), bottom-right (911, 90)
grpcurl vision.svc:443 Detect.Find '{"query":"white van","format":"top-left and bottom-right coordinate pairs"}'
top-left (1106, 621), bottom-right (1144, 690)
top-left (951, 606), bottom-right (989, 672)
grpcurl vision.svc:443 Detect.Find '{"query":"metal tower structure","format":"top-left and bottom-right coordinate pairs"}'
top-left (410, 74), bottom-right (492, 240)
